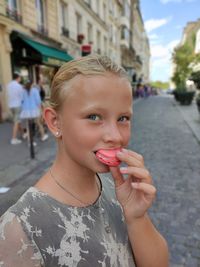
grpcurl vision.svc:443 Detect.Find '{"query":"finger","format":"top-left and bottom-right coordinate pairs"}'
top-left (123, 149), bottom-right (144, 161)
top-left (131, 182), bottom-right (156, 196)
top-left (109, 167), bottom-right (125, 187)
top-left (120, 167), bottom-right (152, 183)
top-left (117, 150), bottom-right (144, 167)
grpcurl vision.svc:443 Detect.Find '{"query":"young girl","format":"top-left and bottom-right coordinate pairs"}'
top-left (0, 55), bottom-right (168, 267)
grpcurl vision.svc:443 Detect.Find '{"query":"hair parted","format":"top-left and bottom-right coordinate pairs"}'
top-left (49, 54), bottom-right (129, 111)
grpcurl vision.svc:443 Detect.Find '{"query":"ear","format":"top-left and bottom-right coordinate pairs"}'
top-left (43, 107), bottom-right (61, 138)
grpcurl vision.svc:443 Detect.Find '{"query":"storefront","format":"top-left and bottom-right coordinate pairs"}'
top-left (10, 31), bottom-right (73, 95)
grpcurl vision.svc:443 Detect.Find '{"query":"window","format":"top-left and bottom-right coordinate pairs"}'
top-left (104, 36), bottom-right (107, 55)
top-left (109, 25), bottom-right (113, 42)
top-left (7, 0), bottom-right (17, 11)
top-left (35, 0), bottom-right (47, 35)
top-left (96, 0), bottom-right (100, 16)
top-left (108, 0), bottom-right (113, 14)
top-left (87, 22), bottom-right (93, 43)
top-left (113, 26), bottom-right (117, 45)
top-left (76, 13), bottom-right (82, 35)
top-left (76, 13), bottom-right (84, 43)
top-left (96, 30), bottom-right (101, 54)
top-left (6, 0), bottom-right (22, 23)
top-left (60, 1), bottom-right (69, 37)
top-left (123, 1), bottom-right (130, 18)
top-left (121, 25), bottom-right (129, 42)
top-left (103, 3), bottom-right (106, 22)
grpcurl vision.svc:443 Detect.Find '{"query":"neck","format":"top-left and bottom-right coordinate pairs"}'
top-left (52, 152), bottom-right (97, 192)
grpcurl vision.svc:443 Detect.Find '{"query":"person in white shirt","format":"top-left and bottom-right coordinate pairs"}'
top-left (7, 73), bottom-right (23, 145)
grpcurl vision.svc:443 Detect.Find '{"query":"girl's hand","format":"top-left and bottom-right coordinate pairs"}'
top-left (109, 149), bottom-right (156, 222)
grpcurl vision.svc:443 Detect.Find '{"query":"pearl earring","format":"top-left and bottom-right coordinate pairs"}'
top-left (55, 131), bottom-right (60, 137)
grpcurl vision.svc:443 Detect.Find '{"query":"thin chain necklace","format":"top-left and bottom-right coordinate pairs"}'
top-left (49, 168), bottom-right (111, 234)
top-left (49, 168), bottom-right (102, 207)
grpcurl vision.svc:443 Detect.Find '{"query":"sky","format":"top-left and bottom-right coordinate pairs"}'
top-left (140, 0), bottom-right (200, 82)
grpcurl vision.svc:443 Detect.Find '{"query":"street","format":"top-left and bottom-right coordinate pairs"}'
top-left (0, 95), bottom-right (200, 267)
top-left (132, 96), bottom-right (200, 267)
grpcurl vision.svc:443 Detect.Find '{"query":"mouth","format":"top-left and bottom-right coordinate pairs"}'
top-left (94, 148), bottom-right (122, 167)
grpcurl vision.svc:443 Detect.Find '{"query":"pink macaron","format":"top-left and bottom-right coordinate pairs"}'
top-left (95, 148), bottom-right (122, 167)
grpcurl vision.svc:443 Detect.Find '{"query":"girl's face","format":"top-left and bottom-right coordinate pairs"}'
top-left (58, 73), bottom-right (133, 173)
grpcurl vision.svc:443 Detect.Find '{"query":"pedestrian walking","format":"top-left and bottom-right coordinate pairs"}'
top-left (20, 80), bottom-right (48, 146)
top-left (35, 78), bottom-right (46, 103)
top-left (0, 55), bottom-right (169, 267)
top-left (7, 73), bottom-right (23, 145)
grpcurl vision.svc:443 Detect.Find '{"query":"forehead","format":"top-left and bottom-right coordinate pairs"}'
top-left (64, 73), bottom-right (132, 105)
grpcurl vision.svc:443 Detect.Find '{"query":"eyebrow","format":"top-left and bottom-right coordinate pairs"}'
top-left (81, 106), bottom-right (133, 115)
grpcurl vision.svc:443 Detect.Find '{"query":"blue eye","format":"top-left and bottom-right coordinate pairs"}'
top-left (87, 114), bottom-right (101, 121)
top-left (118, 116), bottom-right (130, 122)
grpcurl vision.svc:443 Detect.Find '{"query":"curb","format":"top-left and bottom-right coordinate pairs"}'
top-left (174, 100), bottom-right (200, 145)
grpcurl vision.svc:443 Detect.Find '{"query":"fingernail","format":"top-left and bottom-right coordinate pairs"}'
top-left (117, 151), bottom-right (123, 156)
top-left (120, 167), bottom-right (128, 173)
top-left (121, 148), bottom-right (128, 153)
top-left (131, 182), bottom-right (140, 188)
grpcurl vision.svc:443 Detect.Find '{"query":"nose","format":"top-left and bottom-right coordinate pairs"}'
top-left (102, 122), bottom-right (123, 145)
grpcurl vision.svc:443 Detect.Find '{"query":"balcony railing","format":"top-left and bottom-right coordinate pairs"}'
top-left (6, 7), bottom-right (22, 23)
top-left (61, 27), bottom-right (69, 38)
top-left (37, 24), bottom-right (48, 36)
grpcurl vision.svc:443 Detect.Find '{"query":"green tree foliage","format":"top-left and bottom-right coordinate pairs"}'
top-left (150, 81), bottom-right (169, 90)
top-left (172, 41), bottom-right (195, 90)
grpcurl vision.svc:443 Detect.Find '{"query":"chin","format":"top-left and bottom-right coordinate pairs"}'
top-left (95, 164), bottom-right (110, 174)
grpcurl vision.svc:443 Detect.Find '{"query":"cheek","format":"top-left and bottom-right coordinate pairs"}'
top-left (62, 121), bottom-right (100, 147)
top-left (121, 125), bottom-right (131, 145)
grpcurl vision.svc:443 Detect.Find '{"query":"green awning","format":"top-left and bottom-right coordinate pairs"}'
top-left (19, 35), bottom-right (73, 66)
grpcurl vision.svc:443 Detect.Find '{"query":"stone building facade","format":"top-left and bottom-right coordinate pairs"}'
top-left (0, 0), bottom-right (150, 120)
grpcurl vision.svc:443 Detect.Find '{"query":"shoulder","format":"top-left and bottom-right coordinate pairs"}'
top-left (1, 187), bottom-right (50, 239)
top-left (0, 208), bottom-right (44, 266)
top-left (7, 80), bottom-right (15, 89)
top-left (3, 187), bottom-right (48, 218)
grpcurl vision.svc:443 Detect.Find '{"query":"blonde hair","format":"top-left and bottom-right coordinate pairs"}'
top-left (50, 54), bottom-right (129, 111)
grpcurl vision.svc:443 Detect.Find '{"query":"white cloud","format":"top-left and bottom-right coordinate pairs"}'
top-left (144, 17), bottom-right (172, 33)
top-left (148, 34), bottom-right (162, 45)
top-left (167, 40), bottom-right (180, 51)
top-left (150, 40), bottom-right (180, 81)
top-left (149, 34), bottom-right (159, 40)
top-left (160, 0), bottom-right (196, 3)
top-left (151, 45), bottom-right (168, 58)
top-left (161, 0), bottom-right (181, 3)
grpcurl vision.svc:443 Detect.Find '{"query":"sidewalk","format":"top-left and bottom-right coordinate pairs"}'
top-left (172, 97), bottom-right (200, 144)
top-left (0, 122), bottom-right (56, 187)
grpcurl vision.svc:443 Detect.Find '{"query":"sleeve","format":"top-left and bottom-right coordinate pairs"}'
top-left (0, 211), bottom-right (44, 267)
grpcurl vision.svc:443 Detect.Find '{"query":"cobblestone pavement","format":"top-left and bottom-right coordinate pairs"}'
top-left (131, 96), bottom-right (200, 267)
top-left (0, 95), bottom-right (200, 266)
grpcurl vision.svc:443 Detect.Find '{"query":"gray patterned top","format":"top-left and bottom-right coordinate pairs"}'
top-left (0, 175), bottom-right (135, 267)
